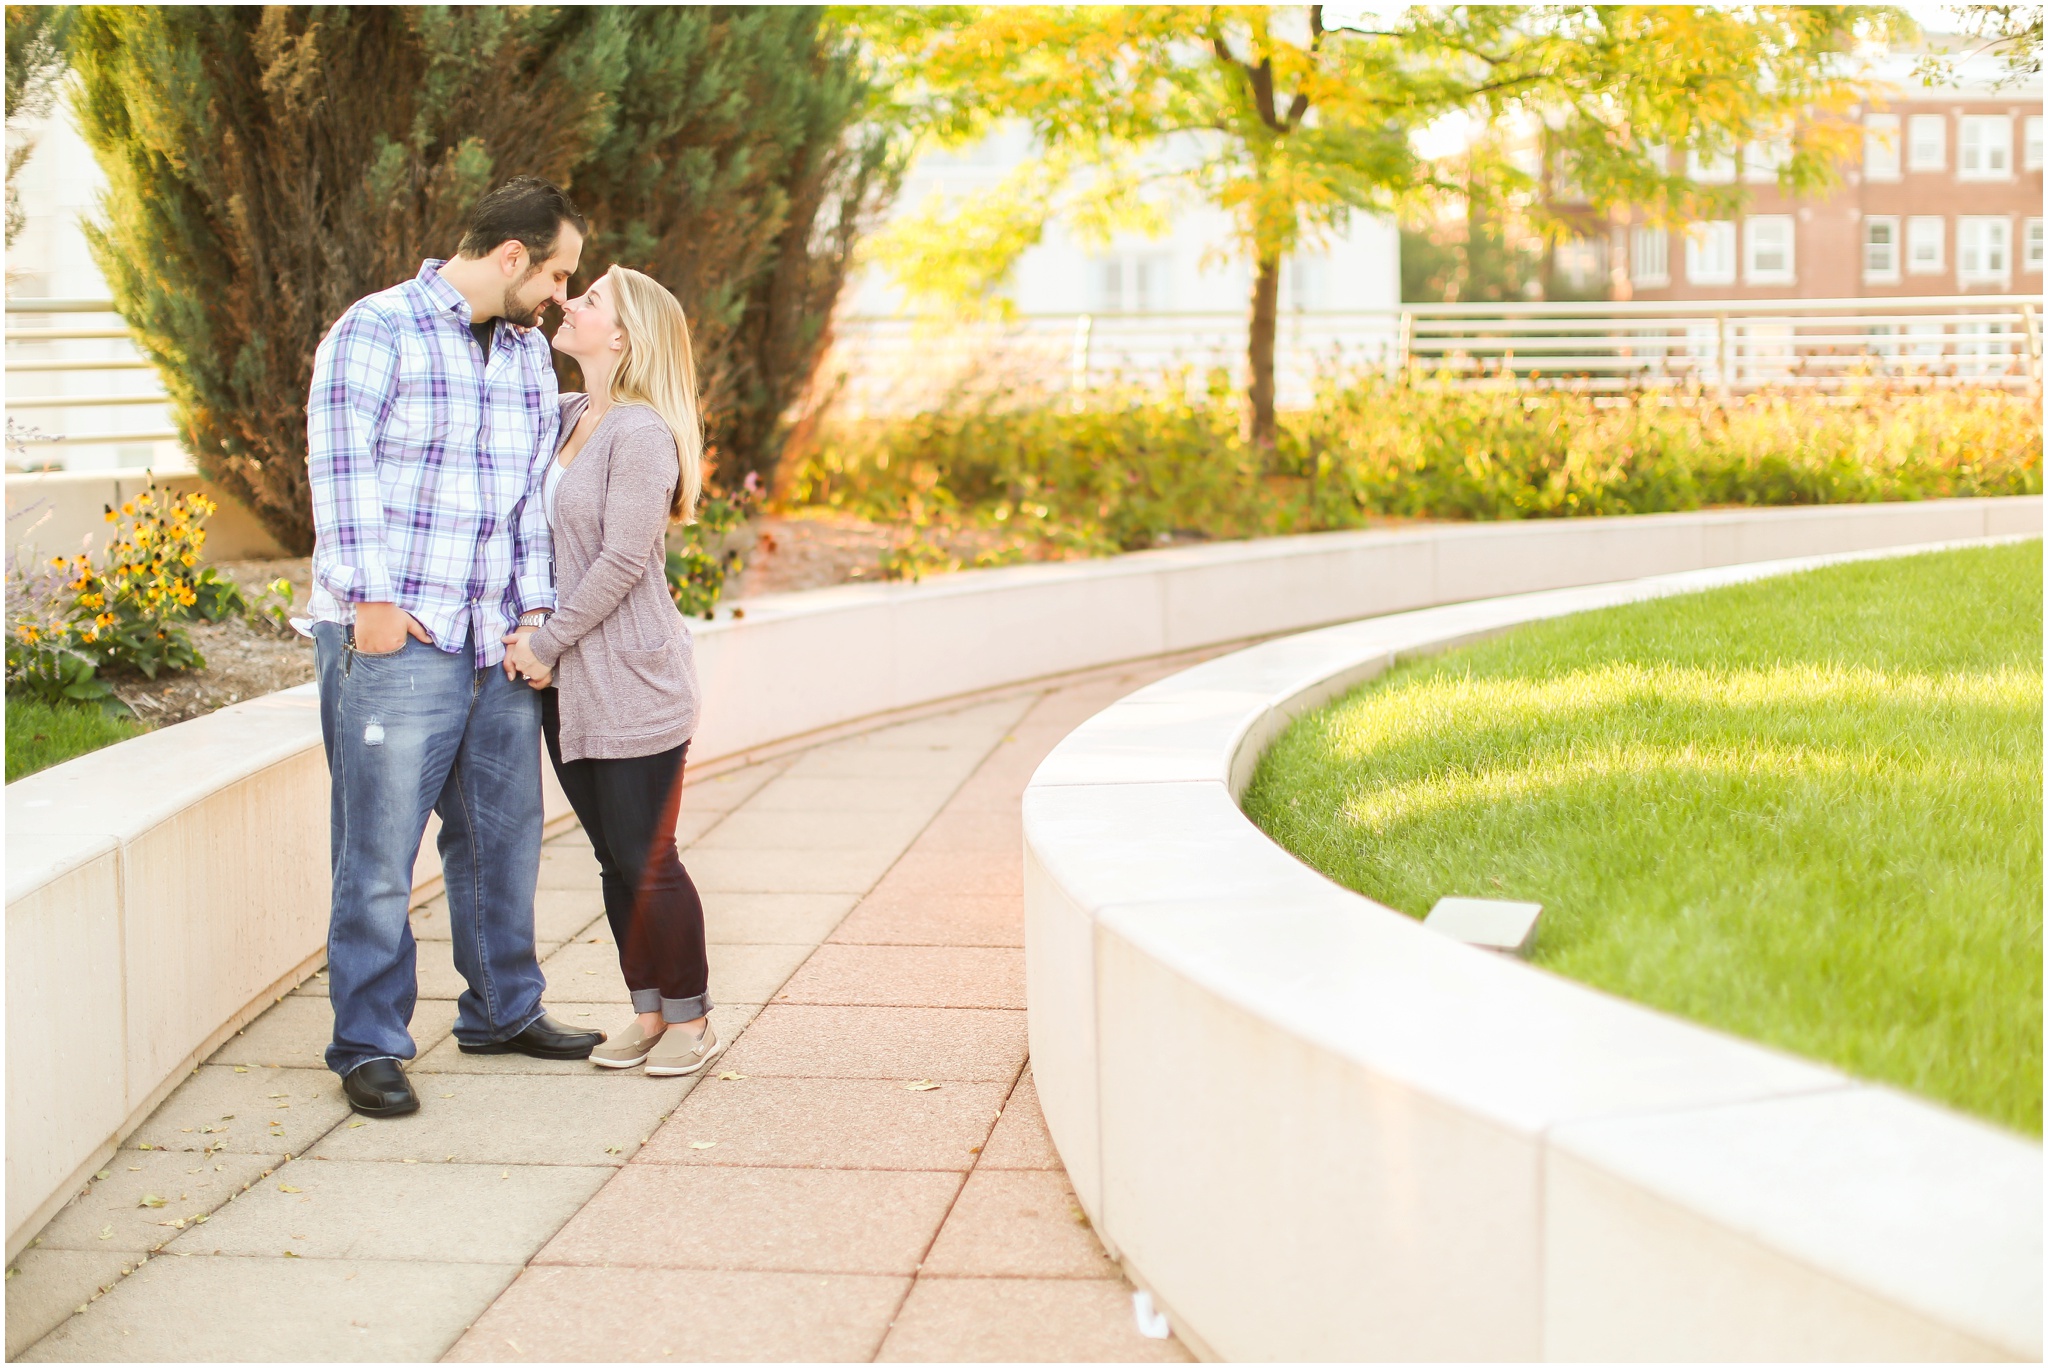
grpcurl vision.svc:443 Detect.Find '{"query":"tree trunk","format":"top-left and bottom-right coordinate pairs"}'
top-left (1247, 251), bottom-right (1281, 452)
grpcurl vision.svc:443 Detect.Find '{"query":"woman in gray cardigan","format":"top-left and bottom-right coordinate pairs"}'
top-left (502, 265), bottom-right (723, 1077)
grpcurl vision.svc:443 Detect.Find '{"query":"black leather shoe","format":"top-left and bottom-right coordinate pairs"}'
top-left (342, 1059), bottom-right (419, 1118)
top-left (460, 1013), bottom-right (605, 1060)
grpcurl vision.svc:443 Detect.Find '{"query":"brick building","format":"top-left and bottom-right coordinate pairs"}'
top-left (1620, 58), bottom-right (2043, 302)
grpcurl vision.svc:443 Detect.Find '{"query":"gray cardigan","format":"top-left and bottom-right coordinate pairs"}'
top-left (528, 393), bottom-right (700, 762)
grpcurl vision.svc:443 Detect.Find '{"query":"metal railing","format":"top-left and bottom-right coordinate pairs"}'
top-left (5, 298), bottom-right (179, 468)
top-left (825, 293), bottom-right (2044, 414)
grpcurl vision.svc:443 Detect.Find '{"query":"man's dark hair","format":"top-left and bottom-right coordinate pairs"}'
top-left (456, 176), bottom-right (587, 263)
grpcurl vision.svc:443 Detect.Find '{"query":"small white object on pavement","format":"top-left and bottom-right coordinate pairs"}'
top-left (1132, 1289), bottom-right (1171, 1340)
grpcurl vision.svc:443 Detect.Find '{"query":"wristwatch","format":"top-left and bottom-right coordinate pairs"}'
top-left (518, 611), bottom-right (550, 629)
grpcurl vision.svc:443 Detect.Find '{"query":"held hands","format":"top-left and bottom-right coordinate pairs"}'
top-left (502, 627), bottom-right (551, 689)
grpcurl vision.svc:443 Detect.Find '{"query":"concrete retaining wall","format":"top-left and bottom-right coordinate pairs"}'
top-left (6, 496), bottom-right (2038, 1264)
top-left (6, 469), bottom-right (293, 565)
top-left (1021, 541), bottom-right (2042, 1361)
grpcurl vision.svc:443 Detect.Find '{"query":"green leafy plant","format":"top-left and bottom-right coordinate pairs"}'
top-left (4, 485), bottom-right (246, 710)
top-left (665, 475), bottom-right (761, 618)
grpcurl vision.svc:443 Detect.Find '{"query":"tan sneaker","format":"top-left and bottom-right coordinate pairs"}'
top-left (644, 1021), bottom-right (726, 1076)
top-left (591, 1019), bottom-right (662, 1069)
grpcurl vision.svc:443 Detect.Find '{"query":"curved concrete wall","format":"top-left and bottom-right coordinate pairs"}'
top-left (7, 496), bottom-right (2038, 1261)
top-left (1021, 541), bottom-right (2041, 1361)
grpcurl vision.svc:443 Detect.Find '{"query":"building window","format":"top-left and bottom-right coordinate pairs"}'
top-left (1863, 216), bottom-right (1901, 283)
top-left (1631, 226), bottom-right (1669, 288)
top-left (1687, 147), bottom-right (1736, 184)
top-left (2025, 218), bottom-right (2044, 273)
top-left (1685, 221), bottom-right (1737, 284)
top-left (1094, 254), bottom-right (1168, 312)
top-left (1958, 115), bottom-right (2013, 180)
top-left (1906, 216), bottom-right (1946, 274)
top-left (2026, 115), bottom-right (2044, 172)
top-left (1956, 216), bottom-right (2011, 285)
top-left (1743, 136), bottom-right (1791, 184)
top-left (1744, 215), bottom-right (1795, 285)
top-left (1863, 114), bottom-right (1901, 181)
top-left (1907, 114), bottom-right (1946, 171)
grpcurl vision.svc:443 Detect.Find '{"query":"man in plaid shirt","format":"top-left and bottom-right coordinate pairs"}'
top-left (307, 178), bottom-right (605, 1119)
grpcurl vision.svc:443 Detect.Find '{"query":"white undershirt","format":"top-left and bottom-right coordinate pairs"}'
top-left (543, 454), bottom-right (568, 529)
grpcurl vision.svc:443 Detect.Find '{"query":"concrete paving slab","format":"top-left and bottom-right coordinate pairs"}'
top-left (831, 890), bottom-right (1025, 948)
top-left (778, 944), bottom-right (1026, 1009)
top-left (872, 846), bottom-right (1026, 898)
top-left (538, 1164), bottom-right (962, 1275)
top-left (684, 846), bottom-right (904, 895)
top-left (703, 891), bottom-right (861, 945)
top-left (706, 940), bottom-right (821, 1005)
top-left (448, 1264), bottom-right (909, 1362)
top-left (922, 1169), bottom-right (1119, 1278)
top-left (304, 1073), bottom-right (691, 1168)
top-left (981, 1070), bottom-right (1062, 1170)
top-left (910, 809), bottom-right (1027, 853)
top-left (639, 1076), bottom-right (1006, 1171)
top-left (677, 756), bottom-right (796, 813)
top-left (537, 844), bottom-right (602, 889)
top-left (166, 1158), bottom-right (610, 1264)
top-left (5, 1249), bottom-right (139, 1359)
top-left (720, 1005), bottom-right (1028, 1082)
top-left (693, 806), bottom-right (935, 852)
top-left (878, 1276), bottom-right (1193, 1362)
top-left (742, 776), bottom-right (960, 814)
top-left (779, 744), bottom-right (989, 783)
top-left (17, 1252), bottom-right (519, 1362)
top-left (131, 1066), bottom-right (349, 1156)
top-left (34, 1149), bottom-right (280, 1254)
top-left (206, 994), bottom-right (338, 1070)
top-left (411, 1003), bottom-right (760, 1075)
top-left (538, 939), bottom-right (631, 1000)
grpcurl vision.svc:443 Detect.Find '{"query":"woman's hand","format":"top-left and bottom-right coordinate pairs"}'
top-left (501, 629), bottom-right (552, 689)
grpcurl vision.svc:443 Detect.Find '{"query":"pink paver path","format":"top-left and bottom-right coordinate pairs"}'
top-left (9, 654), bottom-right (1213, 1362)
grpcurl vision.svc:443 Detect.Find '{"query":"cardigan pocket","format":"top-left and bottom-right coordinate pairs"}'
top-left (608, 641), bottom-right (694, 728)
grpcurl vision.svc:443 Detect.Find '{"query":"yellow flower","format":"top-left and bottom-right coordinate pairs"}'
top-left (180, 553), bottom-right (196, 567)
top-left (19, 625), bottom-right (40, 644)
top-left (94, 612), bottom-right (115, 629)
top-left (122, 502), bottom-right (136, 517)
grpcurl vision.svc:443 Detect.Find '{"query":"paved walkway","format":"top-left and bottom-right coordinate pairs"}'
top-left (9, 656), bottom-right (1213, 1362)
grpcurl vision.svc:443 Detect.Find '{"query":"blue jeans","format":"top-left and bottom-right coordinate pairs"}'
top-left (313, 622), bottom-right (548, 1076)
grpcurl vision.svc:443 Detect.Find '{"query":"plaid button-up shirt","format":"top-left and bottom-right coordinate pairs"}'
top-left (307, 259), bottom-right (559, 668)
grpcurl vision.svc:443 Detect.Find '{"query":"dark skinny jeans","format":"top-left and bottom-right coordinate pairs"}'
top-left (540, 688), bottom-right (711, 1023)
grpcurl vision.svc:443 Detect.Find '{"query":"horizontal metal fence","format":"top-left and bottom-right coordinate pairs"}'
top-left (825, 293), bottom-right (2043, 415)
top-left (8, 295), bottom-right (2041, 469)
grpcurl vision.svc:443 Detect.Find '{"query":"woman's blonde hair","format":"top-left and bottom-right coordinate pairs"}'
top-left (604, 265), bottom-right (703, 520)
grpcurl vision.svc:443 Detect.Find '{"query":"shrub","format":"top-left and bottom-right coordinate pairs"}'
top-left (69, 7), bottom-right (889, 553)
top-left (786, 381), bottom-right (2043, 553)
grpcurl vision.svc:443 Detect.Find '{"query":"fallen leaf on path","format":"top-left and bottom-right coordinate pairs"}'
top-left (281, 1250), bottom-right (299, 1258)
top-left (278, 1185), bottom-right (302, 1193)
top-left (688, 1141), bottom-right (717, 1150)
top-left (348, 1121), bottom-right (367, 1129)
top-left (717, 1071), bottom-right (745, 1082)
top-left (904, 1080), bottom-right (941, 1091)
top-left (136, 1143), bottom-right (155, 1151)
top-left (95, 1170), bottom-right (111, 1181)
top-left (233, 1067), bottom-right (249, 1074)
top-left (97, 1226), bottom-right (113, 1240)
top-left (137, 1194), bottom-right (166, 1209)
top-left (267, 1093), bottom-right (288, 1099)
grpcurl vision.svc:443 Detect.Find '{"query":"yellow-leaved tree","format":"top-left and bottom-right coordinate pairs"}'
top-left (855, 4), bottom-right (1900, 447)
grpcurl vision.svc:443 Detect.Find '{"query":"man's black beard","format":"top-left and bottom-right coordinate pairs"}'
top-left (501, 293), bottom-right (544, 329)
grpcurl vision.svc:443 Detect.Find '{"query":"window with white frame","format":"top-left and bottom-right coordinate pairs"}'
top-left (1685, 221), bottom-right (1737, 284)
top-left (1687, 147), bottom-right (1736, 184)
top-left (1958, 115), bottom-right (2013, 179)
top-left (1906, 216), bottom-right (1945, 274)
top-left (1907, 114), bottom-right (1946, 171)
top-left (1863, 216), bottom-right (1901, 283)
top-left (1863, 113), bottom-right (1901, 180)
top-left (1956, 216), bottom-right (2012, 284)
top-left (2025, 218), bottom-right (2043, 272)
top-left (1744, 215), bottom-right (1795, 285)
top-left (1743, 136), bottom-right (1792, 184)
top-left (2026, 115), bottom-right (2044, 171)
top-left (1094, 254), bottom-right (1169, 312)
top-left (1631, 226), bottom-right (1669, 287)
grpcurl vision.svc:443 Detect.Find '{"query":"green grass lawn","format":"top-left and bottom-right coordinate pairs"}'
top-left (1245, 542), bottom-right (2043, 1134)
top-left (6, 696), bottom-right (141, 784)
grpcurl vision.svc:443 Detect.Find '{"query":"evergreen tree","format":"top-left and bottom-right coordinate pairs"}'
top-left (69, 6), bottom-right (886, 553)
